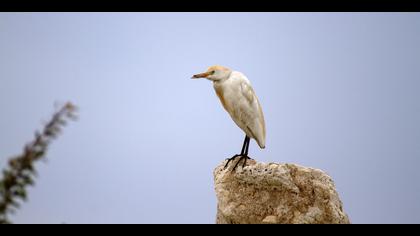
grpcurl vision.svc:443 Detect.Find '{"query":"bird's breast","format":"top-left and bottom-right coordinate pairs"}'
top-left (214, 85), bottom-right (229, 112)
top-left (214, 81), bottom-right (244, 117)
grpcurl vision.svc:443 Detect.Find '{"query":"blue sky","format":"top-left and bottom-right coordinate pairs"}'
top-left (0, 13), bottom-right (419, 223)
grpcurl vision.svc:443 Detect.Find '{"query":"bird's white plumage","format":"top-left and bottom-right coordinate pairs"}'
top-left (213, 71), bottom-right (266, 148)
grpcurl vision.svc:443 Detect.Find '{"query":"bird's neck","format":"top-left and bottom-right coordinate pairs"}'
top-left (213, 80), bottom-right (224, 86)
top-left (213, 71), bottom-right (233, 85)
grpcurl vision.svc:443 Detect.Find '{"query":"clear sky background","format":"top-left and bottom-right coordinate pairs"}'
top-left (0, 13), bottom-right (419, 224)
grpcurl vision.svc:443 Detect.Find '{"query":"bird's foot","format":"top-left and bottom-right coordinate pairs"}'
top-left (233, 155), bottom-right (252, 171)
top-left (224, 154), bottom-right (241, 169)
top-left (224, 155), bottom-right (253, 171)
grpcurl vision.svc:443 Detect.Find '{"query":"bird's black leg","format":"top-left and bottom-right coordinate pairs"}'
top-left (241, 136), bottom-right (253, 168)
top-left (224, 135), bottom-right (248, 169)
top-left (232, 136), bottom-right (252, 170)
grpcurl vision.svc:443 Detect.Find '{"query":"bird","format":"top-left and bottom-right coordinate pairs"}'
top-left (192, 65), bottom-right (266, 171)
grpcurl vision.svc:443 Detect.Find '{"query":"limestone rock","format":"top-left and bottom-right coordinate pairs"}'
top-left (214, 158), bottom-right (350, 224)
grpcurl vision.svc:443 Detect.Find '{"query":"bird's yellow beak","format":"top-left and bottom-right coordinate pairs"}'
top-left (191, 72), bottom-right (210, 79)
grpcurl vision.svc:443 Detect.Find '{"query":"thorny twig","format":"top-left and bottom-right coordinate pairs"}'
top-left (0, 102), bottom-right (78, 224)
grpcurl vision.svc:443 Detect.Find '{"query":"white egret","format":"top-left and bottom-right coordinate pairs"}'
top-left (192, 65), bottom-right (266, 170)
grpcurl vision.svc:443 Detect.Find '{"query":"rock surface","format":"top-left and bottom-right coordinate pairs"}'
top-left (214, 158), bottom-right (350, 224)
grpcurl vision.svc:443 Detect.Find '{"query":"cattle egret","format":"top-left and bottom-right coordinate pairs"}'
top-left (192, 65), bottom-right (266, 171)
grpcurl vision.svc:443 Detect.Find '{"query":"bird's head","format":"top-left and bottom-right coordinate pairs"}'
top-left (192, 65), bottom-right (232, 82)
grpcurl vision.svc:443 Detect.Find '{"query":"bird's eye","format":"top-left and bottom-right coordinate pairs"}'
top-left (211, 71), bottom-right (216, 74)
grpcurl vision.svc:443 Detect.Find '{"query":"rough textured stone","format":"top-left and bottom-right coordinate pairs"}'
top-left (214, 158), bottom-right (350, 224)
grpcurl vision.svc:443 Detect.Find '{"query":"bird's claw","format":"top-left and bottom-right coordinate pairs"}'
top-left (224, 154), bottom-right (241, 169)
top-left (224, 155), bottom-right (252, 171)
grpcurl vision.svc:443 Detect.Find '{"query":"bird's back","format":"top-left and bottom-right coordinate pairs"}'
top-left (213, 71), bottom-right (266, 148)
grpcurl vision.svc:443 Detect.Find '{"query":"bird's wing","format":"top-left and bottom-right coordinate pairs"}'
top-left (239, 78), bottom-right (266, 148)
top-left (240, 79), bottom-right (255, 105)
